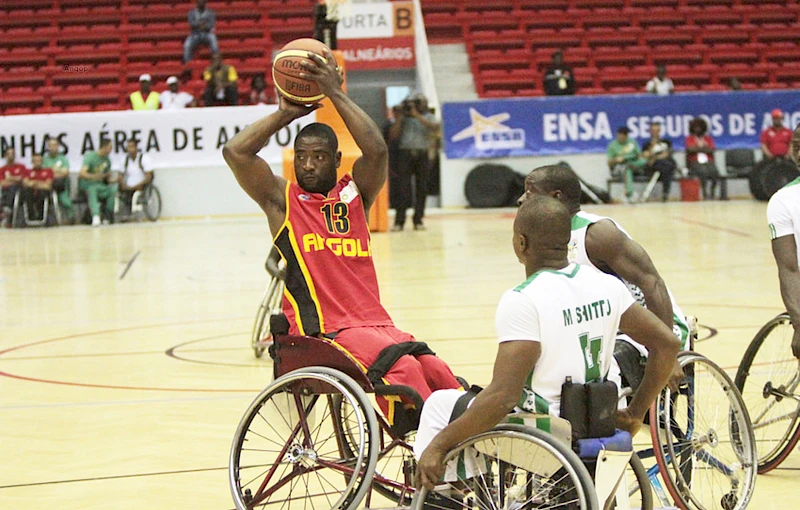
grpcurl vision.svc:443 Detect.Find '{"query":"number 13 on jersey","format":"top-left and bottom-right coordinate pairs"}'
top-left (321, 202), bottom-right (350, 235)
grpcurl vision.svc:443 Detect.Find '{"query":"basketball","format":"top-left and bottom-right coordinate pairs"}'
top-left (272, 38), bottom-right (331, 105)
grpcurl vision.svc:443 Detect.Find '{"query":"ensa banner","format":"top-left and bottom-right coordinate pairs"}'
top-left (443, 90), bottom-right (800, 159)
top-left (337, 1), bottom-right (415, 70)
top-left (0, 106), bottom-right (316, 169)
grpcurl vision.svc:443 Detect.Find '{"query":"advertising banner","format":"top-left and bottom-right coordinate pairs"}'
top-left (443, 90), bottom-right (800, 159)
top-left (0, 105), bottom-right (317, 169)
top-left (337, 1), bottom-right (415, 70)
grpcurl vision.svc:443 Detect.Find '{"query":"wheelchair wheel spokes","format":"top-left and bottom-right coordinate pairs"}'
top-left (413, 425), bottom-right (598, 510)
top-left (231, 369), bottom-right (379, 510)
top-left (734, 313), bottom-right (800, 472)
top-left (653, 353), bottom-right (757, 510)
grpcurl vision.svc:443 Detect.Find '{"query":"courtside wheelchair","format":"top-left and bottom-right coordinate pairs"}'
top-left (0, 186), bottom-right (60, 228)
top-left (735, 312), bottom-right (800, 473)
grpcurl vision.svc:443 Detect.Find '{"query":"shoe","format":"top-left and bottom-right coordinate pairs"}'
top-left (91, 215), bottom-right (101, 227)
top-left (413, 223), bottom-right (426, 231)
top-left (391, 224), bottom-right (403, 232)
top-left (102, 218), bottom-right (110, 225)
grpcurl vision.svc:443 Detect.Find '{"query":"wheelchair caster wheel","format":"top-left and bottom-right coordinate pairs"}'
top-left (721, 492), bottom-right (738, 510)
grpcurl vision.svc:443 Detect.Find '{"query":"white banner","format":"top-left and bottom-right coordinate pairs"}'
top-left (337, 1), bottom-right (414, 40)
top-left (0, 106), bottom-right (317, 170)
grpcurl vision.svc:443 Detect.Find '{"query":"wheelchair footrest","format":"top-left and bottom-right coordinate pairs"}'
top-left (575, 429), bottom-right (633, 460)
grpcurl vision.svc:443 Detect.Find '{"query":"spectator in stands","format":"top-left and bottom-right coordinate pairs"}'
top-left (642, 121), bottom-right (678, 202)
top-left (388, 93), bottom-right (439, 231)
top-left (78, 139), bottom-right (117, 227)
top-left (160, 76), bottom-right (195, 109)
top-left (645, 65), bottom-right (674, 96)
top-left (249, 74), bottom-right (273, 105)
top-left (728, 77), bottom-right (742, 91)
top-left (21, 154), bottom-right (53, 222)
top-left (118, 139), bottom-right (155, 219)
top-left (607, 126), bottom-right (646, 204)
top-left (542, 50), bottom-right (575, 96)
top-left (130, 74), bottom-right (160, 111)
top-left (0, 148), bottom-right (26, 224)
top-left (761, 109), bottom-right (793, 161)
top-left (183, 0), bottom-right (219, 65)
top-left (43, 138), bottom-right (74, 223)
top-left (685, 117), bottom-right (721, 200)
top-left (203, 54), bottom-right (239, 106)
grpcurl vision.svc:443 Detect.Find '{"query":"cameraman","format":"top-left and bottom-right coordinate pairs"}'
top-left (388, 94), bottom-right (439, 231)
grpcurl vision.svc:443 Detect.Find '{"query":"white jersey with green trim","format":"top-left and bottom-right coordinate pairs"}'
top-left (568, 210), bottom-right (689, 351)
top-left (496, 263), bottom-right (636, 417)
top-left (767, 177), bottom-right (800, 267)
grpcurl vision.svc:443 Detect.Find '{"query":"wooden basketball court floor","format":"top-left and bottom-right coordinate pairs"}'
top-left (1, 199), bottom-right (798, 509)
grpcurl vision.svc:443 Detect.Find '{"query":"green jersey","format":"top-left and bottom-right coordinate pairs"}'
top-left (81, 151), bottom-right (111, 176)
top-left (607, 139), bottom-right (644, 167)
top-left (43, 154), bottom-right (70, 172)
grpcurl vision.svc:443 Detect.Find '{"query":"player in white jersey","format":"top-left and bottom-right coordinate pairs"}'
top-left (767, 124), bottom-right (800, 358)
top-left (415, 196), bottom-right (679, 490)
top-left (519, 164), bottom-right (687, 389)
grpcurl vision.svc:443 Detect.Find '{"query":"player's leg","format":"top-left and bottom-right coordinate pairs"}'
top-left (384, 327), bottom-right (461, 393)
top-left (80, 181), bottom-right (101, 224)
top-left (413, 388), bottom-right (466, 460)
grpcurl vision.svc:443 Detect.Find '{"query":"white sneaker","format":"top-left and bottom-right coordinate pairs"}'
top-left (101, 219), bottom-right (110, 225)
top-left (91, 215), bottom-right (101, 226)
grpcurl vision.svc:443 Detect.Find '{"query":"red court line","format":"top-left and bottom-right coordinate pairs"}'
top-left (674, 217), bottom-right (753, 237)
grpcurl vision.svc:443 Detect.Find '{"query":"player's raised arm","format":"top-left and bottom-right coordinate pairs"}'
top-left (222, 100), bottom-right (316, 232)
top-left (302, 49), bottom-right (388, 211)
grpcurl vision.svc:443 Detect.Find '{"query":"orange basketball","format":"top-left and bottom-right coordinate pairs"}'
top-left (272, 38), bottom-right (331, 105)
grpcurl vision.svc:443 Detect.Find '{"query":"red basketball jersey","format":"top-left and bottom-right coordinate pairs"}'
top-left (274, 174), bottom-right (393, 336)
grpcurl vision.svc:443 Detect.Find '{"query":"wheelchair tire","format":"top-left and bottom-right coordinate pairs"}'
top-left (251, 275), bottom-right (285, 358)
top-left (734, 312), bottom-right (800, 473)
top-left (143, 185), bottom-right (161, 221)
top-left (412, 423), bottom-right (599, 510)
top-left (624, 453), bottom-right (654, 510)
top-left (649, 353), bottom-right (756, 510)
top-left (229, 367), bottom-right (379, 510)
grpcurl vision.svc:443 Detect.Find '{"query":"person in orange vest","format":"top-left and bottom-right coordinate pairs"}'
top-left (130, 74), bottom-right (160, 110)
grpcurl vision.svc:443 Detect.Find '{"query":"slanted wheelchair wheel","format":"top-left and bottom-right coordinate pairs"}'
top-left (251, 277), bottom-right (285, 358)
top-left (143, 185), bottom-right (161, 221)
top-left (734, 313), bottom-right (800, 473)
top-left (625, 453), bottom-right (654, 510)
top-left (230, 367), bottom-right (379, 510)
top-left (650, 353), bottom-right (757, 510)
top-left (413, 424), bottom-right (599, 510)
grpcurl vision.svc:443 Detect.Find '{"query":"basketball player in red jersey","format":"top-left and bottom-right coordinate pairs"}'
top-left (223, 48), bottom-right (460, 419)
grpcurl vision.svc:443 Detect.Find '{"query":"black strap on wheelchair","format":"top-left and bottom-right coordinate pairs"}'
top-left (613, 339), bottom-right (645, 393)
top-left (448, 385), bottom-right (483, 423)
top-left (366, 341), bottom-right (436, 387)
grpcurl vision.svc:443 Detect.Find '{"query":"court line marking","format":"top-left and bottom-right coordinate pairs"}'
top-left (0, 394), bottom-right (252, 411)
top-left (118, 249), bottom-right (141, 280)
top-left (673, 217), bottom-right (753, 237)
top-left (0, 465), bottom-right (230, 490)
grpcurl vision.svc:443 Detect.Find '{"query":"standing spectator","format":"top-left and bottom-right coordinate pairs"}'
top-left (118, 139), bottom-right (155, 218)
top-left (78, 140), bottom-right (117, 226)
top-left (645, 65), bottom-right (674, 96)
top-left (249, 74), bottom-right (273, 105)
top-left (42, 138), bottom-right (74, 223)
top-left (761, 109), bottom-right (793, 161)
top-left (388, 94), bottom-right (439, 231)
top-left (130, 74), bottom-right (160, 111)
top-left (607, 126), bottom-right (646, 203)
top-left (21, 154), bottom-right (53, 223)
top-left (183, 0), bottom-right (219, 64)
top-left (160, 76), bottom-right (195, 109)
top-left (642, 121), bottom-right (678, 202)
top-left (383, 104), bottom-right (402, 213)
top-left (685, 117), bottom-right (721, 200)
top-left (203, 54), bottom-right (239, 106)
top-left (542, 50), bottom-right (575, 96)
top-left (0, 148), bottom-right (26, 224)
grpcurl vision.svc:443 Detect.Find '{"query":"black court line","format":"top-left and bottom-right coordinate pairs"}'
top-left (119, 249), bottom-right (141, 280)
top-left (0, 465), bottom-right (228, 489)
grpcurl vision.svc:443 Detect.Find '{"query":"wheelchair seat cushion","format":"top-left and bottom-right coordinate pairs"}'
top-left (575, 429), bottom-right (633, 459)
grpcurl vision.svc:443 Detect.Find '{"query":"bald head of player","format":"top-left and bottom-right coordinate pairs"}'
top-left (513, 195), bottom-right (571, 277)
top-left (518, 164), bottom-right (582, 214)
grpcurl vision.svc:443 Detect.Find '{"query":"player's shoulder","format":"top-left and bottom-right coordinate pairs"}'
top-left (770, 178), bottom-right (800, 206)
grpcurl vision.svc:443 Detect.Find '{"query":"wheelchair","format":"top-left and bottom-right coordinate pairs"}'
top-left (251, 247), bottom-right (286, 358)
top-left (231, 320), bottom-right (659, 510)
top-left (0, 186), bottom-right (58, 228)
top-left (116, 183), bottom-right (162, 222)
top-left (735, 312), bottom-right (800, 473)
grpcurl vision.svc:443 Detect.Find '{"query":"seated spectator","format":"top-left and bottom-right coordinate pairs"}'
top-left (249, 74), bottom-right (273, 105)
top-left (645, 65), bottom-right (674, 96)
top-left (542, 50), bottom-right (575, 96)
top-left (78, 140), bottom-right (117, 227)
top-left (130, 74), bottom-right (160, 111)
top-left (118, 140), bottom-right (155, 218)
top-left (685, 117), bottom-right (721, 200)
top-left (160, 76), bottom-right (195, 109)
top-left (21, 154), bottom-right (53, 222)
top-left (607, 126), bottom-right (646, 203)
top-left (728, 77), bottom-right (742, 91)
top-left (642, 121), bottom-right (678, 202)
top-left (183, 0), bottom-right (219, 64)
top-left (43, 138), bottom-right (74, 223)
top-left (0, 148), bottom-right (26, 224)
top-left (203, 54), bottom-right (238, 106)
top-left (761, 109), bottom-right (793, 161)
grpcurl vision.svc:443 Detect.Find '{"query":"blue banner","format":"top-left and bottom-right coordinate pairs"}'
top-left (443, 90), bottom-right (800, 159)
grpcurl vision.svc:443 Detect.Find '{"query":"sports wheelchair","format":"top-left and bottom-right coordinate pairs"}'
top-left (115, 183), bottom-right (162, 222)
top-left (0, 186), bottom-right (59, 228)
top-left (251, 247), bottom-right (286, 358)
top-left (735, 312), bottom-right (800, 473)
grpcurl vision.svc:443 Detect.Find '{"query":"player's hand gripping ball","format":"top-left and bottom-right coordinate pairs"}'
top-left (272, 38), bottom-right (333, 105)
